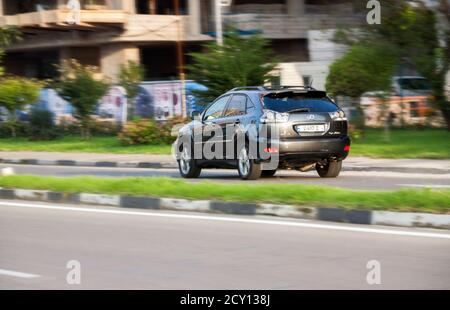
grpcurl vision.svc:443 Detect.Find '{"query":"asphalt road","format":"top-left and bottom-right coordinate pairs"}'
top-left (2, 164), bottom-right (450, 190)
top-left (0, 200), bottom-right (449, 289)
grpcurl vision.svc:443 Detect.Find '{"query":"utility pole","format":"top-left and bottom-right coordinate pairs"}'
top-left (174, 0), bottom-right (187, 117)
top-left (215, 0), bottom-right (223, 46)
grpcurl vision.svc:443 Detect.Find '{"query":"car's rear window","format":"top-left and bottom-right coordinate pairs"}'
top-left (263, 93), bottom-right (339, 113)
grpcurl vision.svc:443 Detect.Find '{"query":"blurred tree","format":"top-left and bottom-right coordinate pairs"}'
top-left (187, 32), bottom-right (278, 103)
top-left (55, 60), bottom-right (109, 139)
top-left (332, 0), bottom-right (450, 129)
top-left (118, 60), bottom-right (145, 121)
top-left (326, 43), bottom-right (397, 134)
top-left (28, 108), bottom-right (59, 141)
top-left (0, 76), bottom-right (42, 137)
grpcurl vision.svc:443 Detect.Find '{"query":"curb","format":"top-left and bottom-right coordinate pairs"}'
top-left (1, 188), bottom-right (449, 230)
top-left (1, 158), bottom-right (449, 174)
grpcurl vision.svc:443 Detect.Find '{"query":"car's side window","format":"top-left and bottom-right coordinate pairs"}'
top-left (223, 95), bottom-right (247, 117)
top-left (203, 95), bottom-right (230, 121)
top-left (246, 97), bottom-right (255, 113)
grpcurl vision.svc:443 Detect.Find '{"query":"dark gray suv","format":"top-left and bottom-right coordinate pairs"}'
top-left (175, 86), bottom-right (350, 180)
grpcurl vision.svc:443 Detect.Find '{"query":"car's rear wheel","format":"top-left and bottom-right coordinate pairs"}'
top-left (316, 160), bottom-right (342, 178)
top-left (237, 145), bottom-right (261, 180)
top-left (178, 146), bottom-right (201, 178)
top-left (261, 169), bottom-right (277, 177)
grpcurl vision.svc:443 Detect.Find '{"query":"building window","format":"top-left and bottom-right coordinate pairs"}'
top-left (136, 0), bottom-right (188, 15)
top-left (269, 39), bottom-right (310, 62)
top-left (83, 0), bottom-right (106, 9)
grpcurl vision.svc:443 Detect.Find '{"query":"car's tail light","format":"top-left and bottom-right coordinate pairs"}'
top-left (264, 147), bottom-right (279, 153)
top-left (329, 110), bottom-right (347, 120)
top-left (344, 145), bottom-right (350, 152)
top-left (260, 110), bottom-right (289, 123)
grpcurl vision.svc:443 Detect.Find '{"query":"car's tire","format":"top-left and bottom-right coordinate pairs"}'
top-left (237, 144), bottom-right (262, 180)
top-left (178, 145), bottom-right (201, 178)
top-left (261, 169), bottom-right (277, 177)
top-left (316, 160), bottom-right (342, 178)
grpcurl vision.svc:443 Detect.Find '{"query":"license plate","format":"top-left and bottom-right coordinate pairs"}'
top-left (296, 124), bottom-right (326, 132)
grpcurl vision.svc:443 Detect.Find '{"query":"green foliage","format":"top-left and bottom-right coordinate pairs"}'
top-left (187, 32), bottom-right (278, 103)
top-left (118, 60), bottom-right (145, 121)
top-left (0, 135), bottom-right (172, 154)
top-left (55, 60), bottom-right (109, 139)
top-left (0, 50), bottom-right (4, 78)
top-left (118, 119), bottom-right (175, 146)
top-left (326, 44), bottom-right (397, 98)
top-left (57, 119), bottom-right (121, 136)
top-left (119, 60), bottom-right (145, 100)
top-left (28, 109), bottom-right (60, 141)
top-left (0, 76), bottom-right (42, 137)
top-left (0, 121), bottom-right (28, 138)
top-left (326, 44), bottom-right (396, 131)
top-left (0, 27), bottom-right (21, 47)
top-left (0, 76), bottom-right (42, 113)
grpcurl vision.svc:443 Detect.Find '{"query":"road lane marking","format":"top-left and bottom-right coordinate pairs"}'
top-left (398, 184), bottom-right (450, 189)
top-left (0, 269), bottom-right (40, 279)
top-left (1, 200), bottom-right (449, 240)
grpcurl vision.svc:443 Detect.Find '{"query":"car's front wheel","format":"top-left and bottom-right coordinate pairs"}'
top-left (178, 146), bottom-right (201, 178)
top-left (237, 145), bottom-right (261, 180)
top-left (316, 160), bottom-right (342, 178)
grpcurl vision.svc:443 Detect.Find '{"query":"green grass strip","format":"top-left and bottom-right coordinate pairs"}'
top-left (0, 175), bottom-right (448, 213)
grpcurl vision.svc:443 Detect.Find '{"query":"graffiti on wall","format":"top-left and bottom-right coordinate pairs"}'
top-left (12, 81), bottom-right (207, 124)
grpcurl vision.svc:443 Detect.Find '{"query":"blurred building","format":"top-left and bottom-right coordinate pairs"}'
top-left (223, 0), bottom-right (361, 89)
top-left (0, 0), bottom-right (361, 88)
top-left (360, 94), bottom-right (445, 128)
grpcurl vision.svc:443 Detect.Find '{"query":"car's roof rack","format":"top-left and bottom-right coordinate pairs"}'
top-left (228, 86), bottom-right (266, 92)
top-left (265, 85), bottom-right (317, 91)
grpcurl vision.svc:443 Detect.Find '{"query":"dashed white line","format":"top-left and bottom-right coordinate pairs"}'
top-left (0, 269), bottom-right (41, 279)
top-left (0, 201), bottom-right (449, 240)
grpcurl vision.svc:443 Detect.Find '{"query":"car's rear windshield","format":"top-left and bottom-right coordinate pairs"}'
top-left (263, 93), bottom-right (338, 113)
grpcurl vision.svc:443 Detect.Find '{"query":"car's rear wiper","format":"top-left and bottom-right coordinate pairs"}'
top-left (286, 108), bottom-right (310, 113)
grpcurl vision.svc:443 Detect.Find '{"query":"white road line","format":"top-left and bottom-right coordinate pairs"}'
top-left (0, 200), bottom-right (449, 240)
top-left (398, 184), bottom-right (450, 189)
top-left (0, 269), bottom-right (40, 279)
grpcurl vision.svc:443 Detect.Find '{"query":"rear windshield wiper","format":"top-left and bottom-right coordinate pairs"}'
top-left (286, 108), bottom-right (310, 113)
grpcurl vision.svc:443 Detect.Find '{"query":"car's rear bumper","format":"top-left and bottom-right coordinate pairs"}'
top-left (258, 136), bottom-right (351, 163)
top-left (279, 136), bottom-right (350, 154)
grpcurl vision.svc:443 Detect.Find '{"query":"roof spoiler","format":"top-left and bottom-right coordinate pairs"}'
top-left (228, 85), bottom-right (317, 92)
